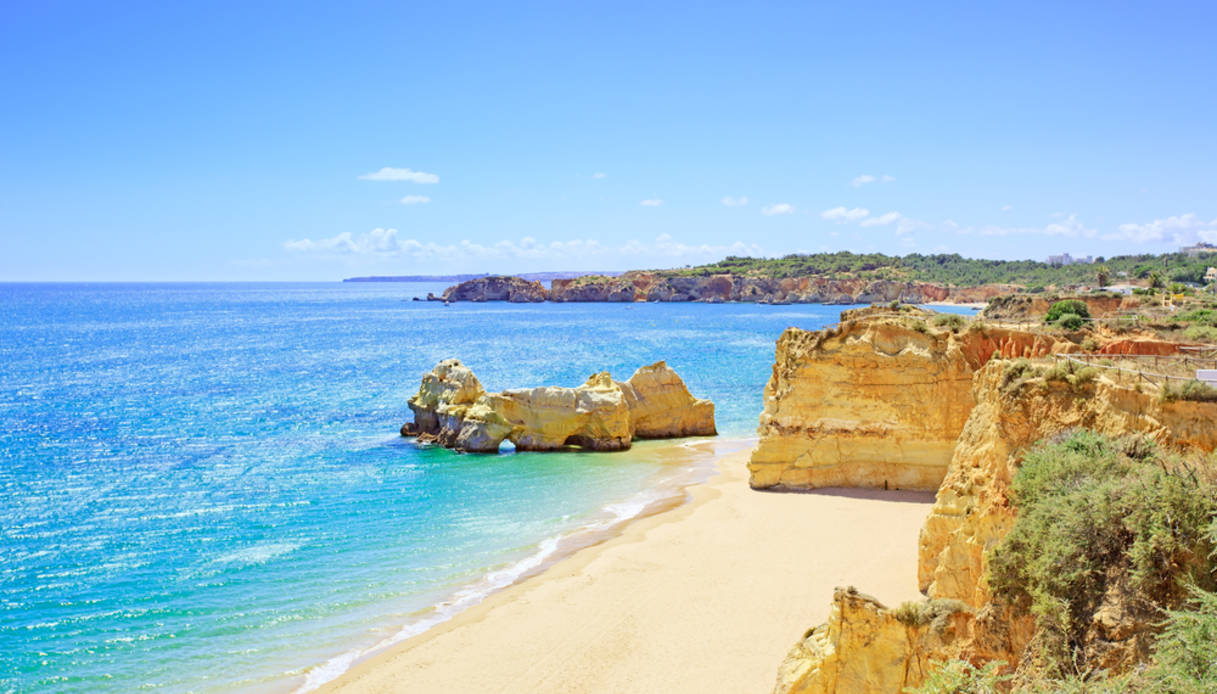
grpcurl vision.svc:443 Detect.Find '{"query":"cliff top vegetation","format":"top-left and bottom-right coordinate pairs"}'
top-left (635, 251), bottom-right (1217, 289)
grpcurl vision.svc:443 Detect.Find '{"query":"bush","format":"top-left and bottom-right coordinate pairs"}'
top-left (1161, 379), bottom-right (1217, 403)
top-left (1057, 312), bottom-right (1085, 331)
top-left (1045, 300), bottom-right (1091, 323)
top-left (988, 431), bottom-right (1217, 678)
top-left (891, 598), bottom-right (972, 630)
top-left (933, 313), bottom-right (967, 332)
top-left (1081, 337), bottom-right (1098, 352)
top-left (1182, 325), bottom-right (1217, 343)
top-left (908, 659), bottom-right (1010, 694)
top-left (1142, 585), bottom-right (1217, 691)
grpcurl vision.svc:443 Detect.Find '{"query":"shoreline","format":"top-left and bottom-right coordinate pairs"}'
top-left (316, 441), bottom-right (935, 694)
top-left (291, 436), bottom-right (752, 692)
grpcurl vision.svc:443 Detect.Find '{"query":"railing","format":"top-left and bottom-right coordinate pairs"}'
top-left (1052, 352), bottom-right (1217, 389)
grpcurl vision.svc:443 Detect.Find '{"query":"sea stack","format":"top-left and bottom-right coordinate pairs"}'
top-left (402, 359), bottom-right (716, 453)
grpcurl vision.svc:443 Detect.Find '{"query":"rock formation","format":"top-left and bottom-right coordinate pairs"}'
top-left (980, 292), bottom-right (1142, 321)
top-left (765, 311), bottom-right (1217, 693)
top-left (748, 309), bottom-right (1069, 491)
top-left (431, 275), bottom-right (549, 302)
top-left (773, 589), bottom-right (971, 694)
top-left (402, 359), bottom-right (716, 452)
top-left (435, 272), bottom-right (1012, 305)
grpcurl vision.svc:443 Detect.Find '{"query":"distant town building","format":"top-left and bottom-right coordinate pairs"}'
top-left (1182, 242), bottom-right (1217, 257)
top-left (1046, 253), bottom-right (1093, 266)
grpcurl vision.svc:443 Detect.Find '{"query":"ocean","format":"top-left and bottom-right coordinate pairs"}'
top-left (0, 283), bottom-right (965, 692)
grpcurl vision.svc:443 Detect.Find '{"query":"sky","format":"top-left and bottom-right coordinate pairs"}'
top-left (2, 1), bottom-right (1216, 281)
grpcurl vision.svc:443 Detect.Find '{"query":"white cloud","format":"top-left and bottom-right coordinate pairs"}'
top-left (859, 211), bottom-right (901, 227)
top-left (1000, 204), bottom-right (1013, 212)
top-left (761, 203), bottom-right (794, 216)
top-left (851, 173), bottom-right (894, 187)
top-left (721, 196), bottom-right (749, 207)
top-left (283, 230), bottom-right (763, 262)
top-left (592, 172), bottom-right (606, 179)
top-left (1110, 213), bottom-right (1217, 243)
top-left (640, 198), bottom-right (664, 207)
top-left (820, 206), bottom-right (869, 222)
top-left (400, 195), bottom-right (431, 205)
top-left (955, 214), bottom-right (1097, 238)
top-left (358, 167), bottom-right (439, 183)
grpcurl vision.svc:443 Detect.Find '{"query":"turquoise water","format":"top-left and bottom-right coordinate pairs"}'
top-left (0, 283), bottom-right (874, 693)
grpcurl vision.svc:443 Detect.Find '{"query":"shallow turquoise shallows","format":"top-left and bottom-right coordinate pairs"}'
top-left (0, 283), bottom-right (970, 692)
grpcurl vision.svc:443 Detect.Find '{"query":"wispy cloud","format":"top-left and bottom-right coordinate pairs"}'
top-left (358, 167), bottom-right (439, 183)
top-left (761, 203), bottom-right (794, 216)
top-left (820, 206), bottom-right (869, 222)
top-left (283, 231), bottom-right (763, 261)
top-left (1109, 213), bottom-right (1217, 243)
top-left (592, 172), bottom-right (607, 179)
top-left (721, 196), bottom-right (749, 207)
top-left (859, 211), bottom-right (901, 227)
top-left (1000, 204), bottom-right (1013, 212)
top-left (400, 195), bottom-right (431, 205)
top-left (954, 214), bottom-right (1097, 238)
top-left (640, 198), bottom-right (664, 207)
top-left (850, 173), bottom-right (894, 187)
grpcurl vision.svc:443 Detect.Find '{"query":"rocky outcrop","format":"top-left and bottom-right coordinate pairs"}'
top-left (402, 360), bottom-right (715, 452)
top-left (748, 311), bottom-right (1069, 491)
top-left (981, 292), bottom-right (1142, 321)
top-left (770, 345), bottom-right (1217, 693)
top-left (433, 275), bottom-right (549, 302)
top-left (435, 272), bottom-right (1008, 305)
top-left (774, 589), bottom-right (971, 694)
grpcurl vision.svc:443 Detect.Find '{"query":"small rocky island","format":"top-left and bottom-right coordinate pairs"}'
top-left (402, 359), bottom-right (716, 452)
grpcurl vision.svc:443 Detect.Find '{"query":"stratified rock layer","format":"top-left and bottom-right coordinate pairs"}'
top-left (768, 320), bottom-right (1217, 693)
top-left (436, 272), bottom-right (1014, 305)
top-left (403, 360), bottom-right (715, 452)
top-left (774, 590), bottom-right (971, 694)
top-left (748, 311), bottom-right (1067, 491)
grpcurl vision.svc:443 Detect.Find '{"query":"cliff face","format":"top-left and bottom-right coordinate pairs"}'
top-left (770, 347), bottom-right (1217, 693)
top-left (436, 275), bottom-right (548, 302)
top-left (403, 360), bottom-right (715, 452)
top-left (434, 272), bottom-right (1007, 304)
top-left (773, 590), bottom-right (971, 694)
top-left (748, 315), bottom-right (1067, 491)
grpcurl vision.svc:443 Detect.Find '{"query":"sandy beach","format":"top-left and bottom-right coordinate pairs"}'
top-left (318, 444), bottom-right (935, 694)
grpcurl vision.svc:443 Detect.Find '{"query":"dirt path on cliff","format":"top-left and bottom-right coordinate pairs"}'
top-left (317, 448), bottom-right (933, 694)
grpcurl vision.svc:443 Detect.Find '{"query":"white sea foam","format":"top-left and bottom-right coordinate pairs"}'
top-left (211, 542), bottom-right (301, 567)
top-left (292, 439), bottom-right (746, 693)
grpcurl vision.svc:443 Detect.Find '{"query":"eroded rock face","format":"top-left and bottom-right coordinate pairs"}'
top-left (402, 360), bottom-right (715, 452)
top-left (456, 272), bottom-right (1006, 305)
top-left (773, 589), bottom-right (971, 694)
top-left (621, 361), bottom-right (717, 438)
top-left (437, 275), bottom-right (548, 302)
top-left (748, 313), bottom-right (1068, 491)
top-left (772, 350), bottom-right (1217, 690)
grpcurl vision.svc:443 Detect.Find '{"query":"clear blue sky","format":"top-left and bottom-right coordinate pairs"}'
top-left (2, 1), bottom-right (1215, 280)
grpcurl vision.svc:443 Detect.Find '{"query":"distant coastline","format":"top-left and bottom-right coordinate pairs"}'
top-left (343, 271), bottom-right (624, 283)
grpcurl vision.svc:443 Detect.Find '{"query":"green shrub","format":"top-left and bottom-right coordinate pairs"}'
top-left (1161, 379), bottom-right (1217, 403)
top-left (891, 598), bottom-right (972, 630)
top-left (908, 659), bottom-right (1010, 694)
top-left (933, 313), bottom-right (967, 332)
top-left (1045, 300), bottom-right (1091, 323)
top-left (988, 431), bottom-right (1217, 678)
top-left (1141, 585), bottom-right (1217, 692)
top-left (1057, 312), bottom-right (1085, 331)
top-left (1081, 337), bottom-right (1098, 352)
top-left (1182, 324), bottom-right (1217, 342)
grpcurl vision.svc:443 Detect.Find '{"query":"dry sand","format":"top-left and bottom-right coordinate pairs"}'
top-left (318, 443), bottom-right (934, 694)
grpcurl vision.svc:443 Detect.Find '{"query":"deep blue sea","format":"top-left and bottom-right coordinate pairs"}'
top-left (0, 283), bottom-right (970, 692)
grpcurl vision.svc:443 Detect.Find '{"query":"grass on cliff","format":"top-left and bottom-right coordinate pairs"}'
top-left (988, 431), bottom-right (1217, 681)
top-left (1161, 379), bottom-right (1217, 403)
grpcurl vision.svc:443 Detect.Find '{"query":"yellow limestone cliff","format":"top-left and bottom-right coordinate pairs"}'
top-left (771, 336), bottom-right (1217, 693)
top-left (748, 311), bottom-right (1063, 491)
top-left (402, 359), bottom-right (716, 452)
